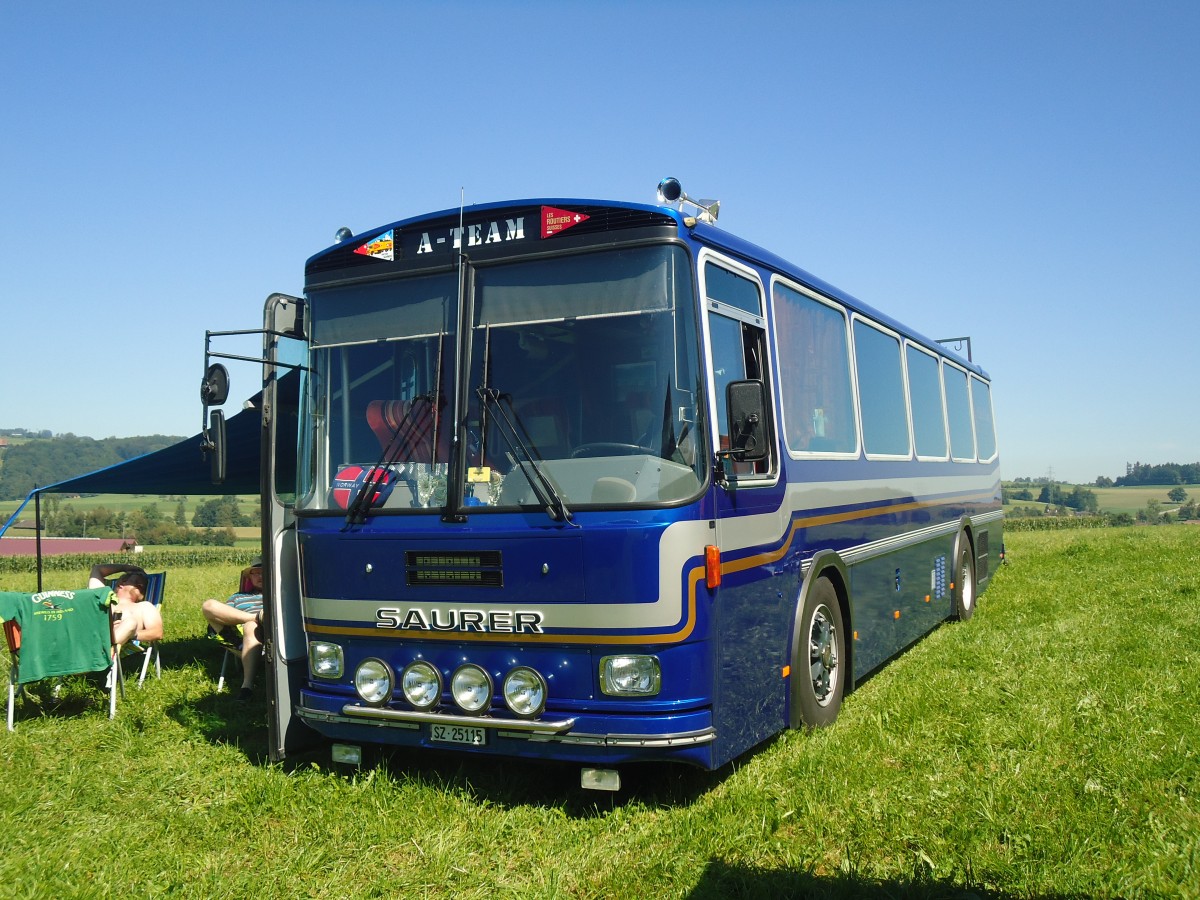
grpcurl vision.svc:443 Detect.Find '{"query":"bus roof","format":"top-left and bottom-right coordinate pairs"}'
top-left (305, 197), bottom-right (986, 378)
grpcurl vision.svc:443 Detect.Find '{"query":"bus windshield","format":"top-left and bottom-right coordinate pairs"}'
top-left (299, 243), bottom-right (705, 513)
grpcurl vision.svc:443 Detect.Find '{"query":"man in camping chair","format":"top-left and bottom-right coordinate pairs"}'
top-left (89, 563), bottom-right (164, 647)
top-left (201, 559), bottom-right (264, 703)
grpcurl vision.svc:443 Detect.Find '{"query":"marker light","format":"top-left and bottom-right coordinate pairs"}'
top-left (706, 544), bottom-right (722, 589)
top-left (502, 666), bottom-right (547, 718)
top-left (401, 660), bottom-right (443, 710)
top-left (599, 655), bottom-right (661, 696)
top-left (354, 658), bottom-right (394, 706)
top-left (308, 641), bottom-right (344, 680)
top-left (451, 664), bottom-right (493, 714)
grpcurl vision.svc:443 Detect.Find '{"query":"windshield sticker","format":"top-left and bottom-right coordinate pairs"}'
top-left (354, 229), bottom-right (395, 262)
top-left (542, 206), bottom-right (589, 238)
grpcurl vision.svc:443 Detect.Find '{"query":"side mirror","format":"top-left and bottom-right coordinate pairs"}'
top-left (206, 409), bottom-right (227, 485)
top-left (201, 364), bottom-right (230, 406)
top-left (725, 380), bottom-right (769, 462)
top-left (272, 295), bottom-right (306, 340)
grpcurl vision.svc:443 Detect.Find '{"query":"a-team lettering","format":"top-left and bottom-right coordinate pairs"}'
top-left (376, 606), bottom-right (543, 634)
top-left (416, 217), bottom-right (525, 255)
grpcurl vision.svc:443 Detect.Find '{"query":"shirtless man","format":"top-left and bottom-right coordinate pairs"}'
top-left (89, 563), bottom-right (164, 647)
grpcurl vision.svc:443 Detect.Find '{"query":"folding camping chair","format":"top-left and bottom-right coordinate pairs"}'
top-left (110, 571), bottom-right (167, 687)
top-left (213, 565), bottom-right (263, 693)
top-left (3, 588), bottom-right (119, 731)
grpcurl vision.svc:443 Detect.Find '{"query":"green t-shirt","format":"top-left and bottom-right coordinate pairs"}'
top-left (0, 588), bottom-right (113, 684)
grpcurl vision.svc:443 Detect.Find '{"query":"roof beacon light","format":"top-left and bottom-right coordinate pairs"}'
top-left (656, 177), bottom-right (720, 225)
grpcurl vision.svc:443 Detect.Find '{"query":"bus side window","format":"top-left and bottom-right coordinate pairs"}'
top-left (704, 259), bottom-right (773, 477)
top-left (772, 282), bottom-right (857, 455)
top-left (944, 364), bottom-right (975, 461)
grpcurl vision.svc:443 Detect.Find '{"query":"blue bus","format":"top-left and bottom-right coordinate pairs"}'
top-left (204, 178), bottom-right (1002, 790)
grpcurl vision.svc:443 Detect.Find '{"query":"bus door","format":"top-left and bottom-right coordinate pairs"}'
top-left (259, 292), bottom-right (312, 761)
top-left (700, 255), bottom-right (777, 506)
top-left (700, 254), bottom-right (786, 749)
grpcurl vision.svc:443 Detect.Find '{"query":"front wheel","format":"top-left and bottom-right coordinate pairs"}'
top-left (952, 540), bottom-right (976, 621)
top-left (793, 577), bottom-right (846, 728)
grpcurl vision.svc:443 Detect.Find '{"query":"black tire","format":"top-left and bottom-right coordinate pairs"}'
top-left (951, 539), bottom-right (976, 622)
top-left (793, 577), bottom-right (846, 728)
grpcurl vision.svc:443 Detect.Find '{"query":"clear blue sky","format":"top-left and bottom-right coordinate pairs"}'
top-left (3, 2), bottom-right (1197, 484)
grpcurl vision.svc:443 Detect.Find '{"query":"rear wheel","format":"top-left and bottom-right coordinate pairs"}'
top-left (952, 540), bottom-right (976, 621)
top-left (793, 577), bottom-right (845, 728)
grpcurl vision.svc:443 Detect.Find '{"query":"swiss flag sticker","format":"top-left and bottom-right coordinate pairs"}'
top-left (542, 206), bottom-right (590, 238)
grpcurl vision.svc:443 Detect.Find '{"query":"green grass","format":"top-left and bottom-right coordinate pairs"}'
top-left (2, 528), bottom-right (1199, 898)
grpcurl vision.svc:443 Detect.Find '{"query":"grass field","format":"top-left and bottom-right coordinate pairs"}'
top-left (2, 527), bottom-right (1199, 898)
top-left (1004, 483), bottom-right (1199, 516)
top-left (0, 494), bottom-right (260, 523)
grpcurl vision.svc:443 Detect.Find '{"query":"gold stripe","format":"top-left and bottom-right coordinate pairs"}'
top-left (307, 492), bottom-right (996, 646)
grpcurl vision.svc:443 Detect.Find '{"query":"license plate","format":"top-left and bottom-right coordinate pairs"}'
top-left (430, 723), bottom-right (487, 746)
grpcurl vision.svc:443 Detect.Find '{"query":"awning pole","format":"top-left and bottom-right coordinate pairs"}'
top-left (35, 488), bottom-right (43, 592)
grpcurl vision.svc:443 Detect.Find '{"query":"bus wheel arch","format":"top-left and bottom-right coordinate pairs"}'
top-left (951, 524), bottom-right (977, 622)
top-left (788, 557), bottom-right (851, 730)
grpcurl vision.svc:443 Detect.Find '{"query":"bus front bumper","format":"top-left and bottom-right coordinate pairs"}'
top-left (296, 690), bottom-right (717, 767)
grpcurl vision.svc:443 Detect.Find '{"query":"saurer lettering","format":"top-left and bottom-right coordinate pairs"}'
top-left (376, 606), bottom-right (544, 634)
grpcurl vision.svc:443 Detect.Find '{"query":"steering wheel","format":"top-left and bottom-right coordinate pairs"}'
top-left (571, 442), bottom-right (652, 458)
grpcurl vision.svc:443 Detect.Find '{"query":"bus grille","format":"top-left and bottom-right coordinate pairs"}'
top-left (405, 551), bottom-right (503, 587)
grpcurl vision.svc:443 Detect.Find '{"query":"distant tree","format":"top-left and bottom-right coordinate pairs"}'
top-left (196, 527), bottom-right (237, 546)
top-left (1094, 476), bottom-right (1113, 488)
top-left (1116, 461), bottom-right (1200, 487)
top-left (192, 495), bottom-right (251, 528)
top-left (1066, 486), bottom-right (1099, 513)
top-left (1138, 499), bottom-right (1163, 524)
top-left (174, 498), bottom-right (188, 526)
top-left (0, 433), bottom-right (182, 500)
top-left (1167, 487), bottom-right (1188, 503)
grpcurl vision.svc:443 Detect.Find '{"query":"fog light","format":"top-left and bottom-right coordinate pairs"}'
top-left (309, 641), bottom-right (344, 679)
top-left (600, 655), bottom-right (661, 696)
top-left (450, 664), bottom-right (493, 714)
top-left (354, 658), bottom-right (394, 705)
top-left (581, 768), bottom-right (621, 791)
top-left (502, 666), bottom-right (547, 718)
top-left (401, 660), bottom-right (443, 710)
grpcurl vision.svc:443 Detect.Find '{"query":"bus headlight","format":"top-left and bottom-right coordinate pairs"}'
top-left (502, 666), bottom-right (547, 718)
top-left (401, 660), bottom-right (443, 710)
top-left (450, 664), bottom-right (493, 714)
top-left (308, 641), bottom-right (344, 680)
top-left (354, 658), bottom-right (394, 706)
top-left (600, 655), bottom-right (661, 696)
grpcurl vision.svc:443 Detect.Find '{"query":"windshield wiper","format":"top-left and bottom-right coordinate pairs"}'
top-left (476, 386), bottom-right (573, 525)
top-left (344, 393), bottom-right (437, 526)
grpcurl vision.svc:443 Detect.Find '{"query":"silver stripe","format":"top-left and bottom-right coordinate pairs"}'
top-left (800, 508), bottom-right (1005, 575)
top-left (340, 704), bottom-right (577, 734)
top-left (832, 520), bottom-right (962, 569)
